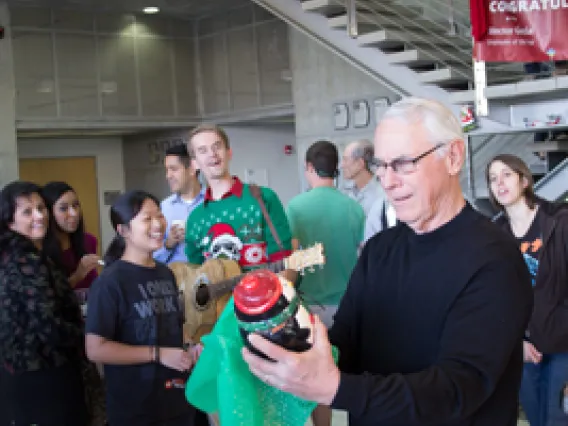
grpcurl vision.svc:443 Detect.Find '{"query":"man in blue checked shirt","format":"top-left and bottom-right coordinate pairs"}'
top-left (153, 144), bottom-right (205, 264)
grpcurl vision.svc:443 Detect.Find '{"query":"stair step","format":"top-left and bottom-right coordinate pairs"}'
top-left (355, 30), bottom-right (404, 49)
top-left (448, 70), bottom-right (535, 103)
top-left (357, 29), bottom-right (472, 48)
top-left (355, 12), bottom-right (455, 32)
top-left (449, 89), bottom-right (475, 103)
top-left (527, 141), bottom-right (568, 152)
top-left (328, 14), bottom-right (380, 32)
top-left (328, 7), bottom-right (424, 28)
top-left (302, 0), bottom-right (413, 15)
top-left (357, 2), bottom-right (424, 16)
top-left (416, 67), bottom-right (470, 84)
top-left (386, 48), bottom-right (470, 66)
top-left (301, 0), bottom-right (344, 16)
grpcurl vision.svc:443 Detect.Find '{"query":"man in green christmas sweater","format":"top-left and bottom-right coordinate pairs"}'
top-left (184, 124), bottom-right (293, 275)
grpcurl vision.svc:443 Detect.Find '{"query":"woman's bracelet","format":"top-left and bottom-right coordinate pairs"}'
top-left (150, 345), bottom-right (160, 363)
top-left (154, 346), bottom-right (160, 364)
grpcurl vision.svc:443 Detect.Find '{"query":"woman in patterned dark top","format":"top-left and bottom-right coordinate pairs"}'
top-left (0, 181), bottom-right (88, 426)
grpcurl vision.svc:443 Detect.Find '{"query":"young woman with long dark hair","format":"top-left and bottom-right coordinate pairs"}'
top-left (85, 190), bottom-right (200, 426)
top-left (487, 154), bottom-right (568, 426)
top-left (0, 181), bottom-right (88, 426)
top-left (42, 181), bottom-right (100, 292)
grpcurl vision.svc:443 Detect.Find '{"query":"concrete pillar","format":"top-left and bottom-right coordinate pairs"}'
top-left (0, 2), bottom-right (18, 188)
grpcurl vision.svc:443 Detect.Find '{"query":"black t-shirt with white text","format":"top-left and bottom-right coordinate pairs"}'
top-left (85, 260), bottom-right (193, 426)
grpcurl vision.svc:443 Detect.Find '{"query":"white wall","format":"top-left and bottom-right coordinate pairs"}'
top-left (288, 29), bottom-right (399, 191)
top-left (122, 123), bottom-right (300, 206)
top-left (226, 124), bottom-right (300, 205)
top-left (10, 7), bottom-right (197, 120)
top-left (0, 4), bottom-right (18, 187)
top-left (17, 137), bottom-right (125, 250)
top-left (10, 5), bottom-right (292, 122)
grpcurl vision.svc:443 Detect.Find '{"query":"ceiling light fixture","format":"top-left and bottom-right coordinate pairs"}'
top-left (143, 6), bottom-right (160, 14)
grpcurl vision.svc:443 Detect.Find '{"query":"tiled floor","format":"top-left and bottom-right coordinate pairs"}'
top-left (305, 411), bottom-right (530, 425)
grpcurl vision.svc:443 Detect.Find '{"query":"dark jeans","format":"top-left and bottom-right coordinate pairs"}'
top-left (0, 362), bottom-right (88, 426)
top-left (520, 352), bottom-right (568, 426)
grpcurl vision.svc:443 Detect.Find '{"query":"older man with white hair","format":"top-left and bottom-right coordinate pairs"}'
top-left (342, 139), bottom-right (396, 243)
top-left (341, 139), bottom-right (385, 216)
top-left (242, 97), bottom-right (533, 425)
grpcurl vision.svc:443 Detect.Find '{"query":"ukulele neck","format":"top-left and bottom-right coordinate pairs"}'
top-left (208, 259), bottom-right (286, 300)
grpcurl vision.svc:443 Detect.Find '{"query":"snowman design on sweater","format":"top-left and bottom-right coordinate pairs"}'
top-left (185, 184), bottom-right (292, 271)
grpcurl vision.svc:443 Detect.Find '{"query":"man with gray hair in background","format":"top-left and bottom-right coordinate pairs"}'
top-left (341, 139), bottom-right (385, 216)
top-left (242, 97), bottom-right (533, 426)
top-left (342, 139), bottom-right (396, 242)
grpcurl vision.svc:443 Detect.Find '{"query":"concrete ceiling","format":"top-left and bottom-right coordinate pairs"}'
top-left (7, 0), bottom-right (250, 18)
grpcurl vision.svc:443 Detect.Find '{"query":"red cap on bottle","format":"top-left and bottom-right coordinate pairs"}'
top-left (234, 270), bottom-right (282, 316)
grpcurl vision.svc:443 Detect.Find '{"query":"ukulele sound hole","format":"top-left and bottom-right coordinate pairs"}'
top-left (196, 284), bottom-right (210, 307)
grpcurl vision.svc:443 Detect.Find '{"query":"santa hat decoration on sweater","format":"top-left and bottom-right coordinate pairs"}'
top-left (203, 223), bottom-right (244, 261)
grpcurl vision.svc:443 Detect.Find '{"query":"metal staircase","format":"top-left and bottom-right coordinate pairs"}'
top-left (250, 0), bottom-right (568, 201)
top-left (303, 0), bottom-right (531, 91)
top-left (254, 0), bottom-right (568, 108)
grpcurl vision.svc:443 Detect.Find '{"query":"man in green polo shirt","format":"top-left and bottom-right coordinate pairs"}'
top-left (286, 140), bottom-right (364, 426)
top-left (287, 140), bottom-right (364, 325)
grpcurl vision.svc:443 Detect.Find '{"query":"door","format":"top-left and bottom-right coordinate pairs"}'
top-left (19, 157), bottom-right (101, 254)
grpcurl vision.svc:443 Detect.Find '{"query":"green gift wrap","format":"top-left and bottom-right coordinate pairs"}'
top-left (185, 298), bottom-right (338, 426)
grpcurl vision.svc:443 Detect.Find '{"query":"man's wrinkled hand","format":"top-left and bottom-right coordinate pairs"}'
top-left (241, 315), bottom-right (340, 405)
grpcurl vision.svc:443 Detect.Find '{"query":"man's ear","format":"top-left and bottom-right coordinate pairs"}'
top-left (445, 139), bottom-right (465, 176)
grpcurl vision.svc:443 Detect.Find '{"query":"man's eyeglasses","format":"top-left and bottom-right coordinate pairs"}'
top-left (369, 143), bottom-right (446, 177)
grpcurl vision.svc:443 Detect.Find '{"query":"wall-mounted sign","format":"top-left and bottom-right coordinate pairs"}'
top-left (148, 136), bottom-right (186, 165)
top-left (373, 97), bottom-right (390, 123)
top-left (353, 99), bottom-right (370, 128)
top-left (333, 103), bottom-right (349, 130)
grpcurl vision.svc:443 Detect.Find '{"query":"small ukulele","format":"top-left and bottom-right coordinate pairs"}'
top-left (169, 243), bottom-right (325, 343)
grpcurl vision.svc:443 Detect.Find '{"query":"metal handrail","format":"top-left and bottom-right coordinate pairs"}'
top-left (351, 0), bottom-right (527, 85)
top-left (322, 0), bottom-right (527, 86)
top-left (329, 0), bottom-right (471, 37)
top-left (472, 134), bottom-right (497, 156)
top-left (534, 156), bottom-right (568, 191)
top-left (355, 0), bottom-right (473, 79)
top-left (364, 0), bottom-right (472, 41)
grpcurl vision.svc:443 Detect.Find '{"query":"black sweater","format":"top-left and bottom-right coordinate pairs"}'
top-left (329, 204), bottom-right (533, 426)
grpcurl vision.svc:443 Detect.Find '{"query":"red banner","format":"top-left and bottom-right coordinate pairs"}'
top-left (471, 0), bottom-right (568, 62)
